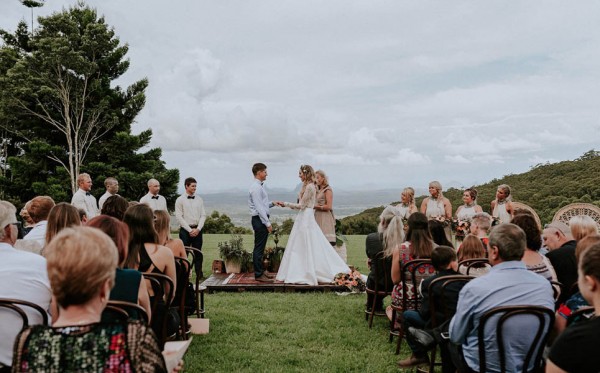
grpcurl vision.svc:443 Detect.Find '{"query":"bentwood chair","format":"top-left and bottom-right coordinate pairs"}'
top-left (426, 275), bottom-right (474, 373)
top-left (0, 298), bottom-right (49, 327)
top-left (143, 273), bottom-right (174, 348)
top-left (365, 251), bottom-right (393, 328)
top-left (185, 246), bottom-right (207, 318)
top-left (104, 300), bottom-right (149, 324)
top-left (477, 305), bottom-right (554, 373)
top-left (457, 258), bottom-right (490, 276)
top-left (566, 305), bottom-right (594, 326)
top-left (173, 256), bottom-right (192, 339)
top-left (389, 259), bottom-right (436, 355)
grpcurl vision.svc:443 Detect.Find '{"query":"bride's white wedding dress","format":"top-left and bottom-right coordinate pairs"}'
top-left (276, 183), bottom-right (350, 285)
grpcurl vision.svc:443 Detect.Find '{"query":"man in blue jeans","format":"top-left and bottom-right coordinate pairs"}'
top-left (248, 163), bottom-right (275, 282)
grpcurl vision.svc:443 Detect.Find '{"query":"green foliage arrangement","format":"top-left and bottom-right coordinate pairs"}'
top-left (218, 234), bottom-right (247, 265)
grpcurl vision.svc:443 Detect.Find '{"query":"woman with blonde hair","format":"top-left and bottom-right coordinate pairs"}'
top-left (314, 169), bottom-right (336, 245)
top-left (457, 234), bottom-right (490, 277)
top-left (154, 210), bottom-right (186, 258)
top-left (491, 184), bottom-right (514, 223)
top-left (569, 215), bottom-right (598, 241)
top-left (44, 202), bottom-right (81, 246)
top-left (421, 181), bottom-right (452, 242)
top-left (395, 187), bottom-right (418, 220)
top-left (275, 164), bottom-right (350, 285)
top-left (11, 226), bottom-right (170, 372)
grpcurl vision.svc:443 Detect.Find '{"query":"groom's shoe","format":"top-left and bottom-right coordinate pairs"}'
top-left (264, 272), bottom-right (276, 279)
top-left (255, 274), bottom-right (274, 282)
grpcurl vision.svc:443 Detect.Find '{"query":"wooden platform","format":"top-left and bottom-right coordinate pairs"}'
top-left (201, 273), bottom-right (348, 293)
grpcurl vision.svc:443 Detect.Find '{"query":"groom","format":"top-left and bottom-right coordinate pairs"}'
top-left (249, 163), bottom-right (276, 282)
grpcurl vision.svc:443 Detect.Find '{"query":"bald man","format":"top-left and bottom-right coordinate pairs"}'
top-left (140, 178), bottom-right (168, 211)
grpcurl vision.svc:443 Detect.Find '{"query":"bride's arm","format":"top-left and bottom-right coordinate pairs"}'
top-left (284, 184), bottom-right (314, 210)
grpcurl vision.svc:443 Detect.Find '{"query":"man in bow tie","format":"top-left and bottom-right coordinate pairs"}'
top-left (71, 173), bottom-right (99, 219)
top-left (139, 178), bottom-right (168, 212)
top-left (98, 177), bottom-right (119, 210)
top-left (175, 177), bottom-right (206, 277)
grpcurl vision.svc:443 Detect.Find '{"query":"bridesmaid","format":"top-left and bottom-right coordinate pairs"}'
top-left (420, 181), bottom-right (452, 243)
top-left (395, 187), bottom-right (418, 220)
top-left (314, 169), bottom-right (336, 245)
top-left (454, 187), bottom-right (483, 244)
top-left (491, 184), bottom-right (514, 223)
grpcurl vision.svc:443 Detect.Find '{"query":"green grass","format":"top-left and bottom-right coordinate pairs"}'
top-left (181, 234), bottom-right (416, 372)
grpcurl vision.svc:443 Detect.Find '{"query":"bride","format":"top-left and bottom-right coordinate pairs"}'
top-left (275, 164), bottom-right (350, 285)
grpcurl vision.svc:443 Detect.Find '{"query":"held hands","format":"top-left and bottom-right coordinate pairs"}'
top-left (274, 201), bottom-right (285, 207)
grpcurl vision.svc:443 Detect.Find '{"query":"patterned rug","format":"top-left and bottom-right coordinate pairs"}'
top-left (222, 272), bottom-right (280, 285)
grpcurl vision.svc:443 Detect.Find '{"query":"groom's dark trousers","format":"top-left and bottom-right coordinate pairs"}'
top-left (252, 215), bottom-right (269, 278)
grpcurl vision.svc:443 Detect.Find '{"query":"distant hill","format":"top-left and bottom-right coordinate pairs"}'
top-left (340, 149), bottom-right (600, 233)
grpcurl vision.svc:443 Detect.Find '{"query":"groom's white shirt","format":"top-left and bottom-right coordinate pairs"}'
top-left (248, 179), bottom-right (273, 227)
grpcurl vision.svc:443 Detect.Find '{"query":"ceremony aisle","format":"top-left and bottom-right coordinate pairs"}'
top-left (183, 234), bottom-right (414, 372)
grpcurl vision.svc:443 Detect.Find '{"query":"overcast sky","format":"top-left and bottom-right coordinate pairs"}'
top-left (2, 1), bottom-right (599, 193)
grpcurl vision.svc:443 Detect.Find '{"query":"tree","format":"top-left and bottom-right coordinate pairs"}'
top-left (0, 3), bottom-right (179, 207)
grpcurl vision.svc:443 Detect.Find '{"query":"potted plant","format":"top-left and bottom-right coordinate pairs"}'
top-left (218, 234), bottom-right (246, 273)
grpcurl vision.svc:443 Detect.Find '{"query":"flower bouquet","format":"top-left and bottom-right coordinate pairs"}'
top-left (451, 219), bottom-right (471, 240)
top-left (430, 215), bottom-right (450, 227)
top-left (334, 269), bottom-right (366, 293)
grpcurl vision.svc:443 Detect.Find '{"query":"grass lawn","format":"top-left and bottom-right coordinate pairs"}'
top-left (181, 234), bottom-right (416, 372)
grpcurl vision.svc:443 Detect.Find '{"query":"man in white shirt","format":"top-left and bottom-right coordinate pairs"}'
top-left (140, 178), bottom-right (168, 212)
top-left (0, 201), bottom-right (52, 369)
top-left (175, 177), bottom-right (206, 277)
top-left (98, 177), bottom-right (119, 210)
top-left (22, 195), bottom-right (55, 248)
top-left (71, 173), bottom-right (99, 219)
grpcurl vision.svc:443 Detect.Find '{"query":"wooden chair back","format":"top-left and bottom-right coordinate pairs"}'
top-left (457, 258), bottom-right (490, 276)
top-left (143, 273), bottom-right (175, 348)
top-left (477, 305), bottom-right (554, 373)
top-left (426, 275), bottom-right (474, 373)
top-left (185, 246), bottom-right (204, 317)
top-left (105, 300), bottom-right (149, 324)
top-left (0, 298), bottom-right (49, 328)
top-left (173, 256), bottom-right (192, 339)
top-left (400, 259), bottom-right (436, 311)
top-left (365, 251), bottom-right (393, 328)
top-left (566, 305), bottom-right (595, 326)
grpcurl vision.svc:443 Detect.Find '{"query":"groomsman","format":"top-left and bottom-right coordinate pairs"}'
top-left (71, 173), bottom-right (99, 219)
top-left (98, 177), bottom-right (119, 210)
top-left (175, 177), bottom-right (206, 277)
top-left (140, 178), bottom-right (168, 211)
top-left (248, 163), bottom-right (275, 282)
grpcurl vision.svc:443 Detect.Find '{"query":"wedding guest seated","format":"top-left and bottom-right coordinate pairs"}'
top-left (11, 226), bottom-right (172, 372)
top-left (569, 215), bottom-right (598, 241)
top-left (77, 208), bottom-right (88, 224)
top-left (155, 210), bottom-right (186, 258)
top-left (457, 234), bottom-right (490, 277)
top-left (87, 215), bottom-right (151, 321)
top-left (428, 219), bottom-right (453, 248)
top-left (123, 204), bottom-right (177, 342)
top-left (22, 196), bottom-right (55, 248)
top-left (388, 212), bottom-right (436, 320)
top-left (511, 213), bottom-right (557, 281)
top-left (552, 234), bottom-right (600, 341)
top-left (547, 242), bottom-right (600, 373)
top-left (44, 202), bottom-right (81, 247)
top-left (18, 201), bottom-right (34, 236)
top-left (544, 221), bottom-right (577, 303)
top-left (399, 246), bottom-right (465, 371)
top-left (101, 195), bottom-right (130, 221)
top-left (0, 201), bottom-right (52, 371)
top-left (365, 206), bottom-right (397, 314)
top-left (469, 212), bottom-right (492, 248)
top-left (449, 223), bottom-right (554, 373)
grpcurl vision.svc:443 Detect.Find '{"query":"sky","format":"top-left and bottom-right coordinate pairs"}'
top-left (2, 1), bottom-right (600, 194)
